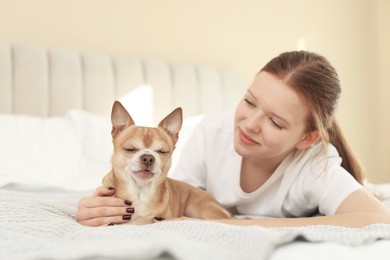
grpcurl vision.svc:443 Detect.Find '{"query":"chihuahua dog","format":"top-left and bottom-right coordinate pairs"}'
top-left (102, 101), bottom-right (232, 224)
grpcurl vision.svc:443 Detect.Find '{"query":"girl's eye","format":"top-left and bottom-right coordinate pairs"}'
top-left (270, 118), bottom-right (284, 130)
top-left (244, 98), bottom-right (255, 107)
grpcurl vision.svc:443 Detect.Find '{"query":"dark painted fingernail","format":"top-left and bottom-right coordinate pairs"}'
top-left (108, 222), bottom-right (115, 226)
top-left (154, 217), bottom-right (165, 221)
top-left (108, 187), bottom-right (115, 190)
top-left (122, 215), bottom-right (131, 220)
top-left (126, 208), bottom-right (134, 213)
top-left (124, 200), bottom-right (132, 206)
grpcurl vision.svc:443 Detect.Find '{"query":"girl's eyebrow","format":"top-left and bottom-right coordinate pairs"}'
top-left (247, 89), bottom-right (290, 126)
top-left (246, 89), bottom-right (255, 99)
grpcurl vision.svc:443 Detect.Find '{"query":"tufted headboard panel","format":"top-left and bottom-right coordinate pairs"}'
top-left (0, 43), bottom-right (245, 124)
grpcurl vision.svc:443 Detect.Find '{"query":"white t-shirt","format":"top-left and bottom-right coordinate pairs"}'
top-left (170, 111), bottom-right (363, 217)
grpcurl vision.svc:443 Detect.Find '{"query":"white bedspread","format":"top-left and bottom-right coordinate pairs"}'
top-left (1, 186), bottom-right (390, 260)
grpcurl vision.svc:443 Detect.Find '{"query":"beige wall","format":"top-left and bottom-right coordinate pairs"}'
top-left (0, 0), bottom-right (389, 183)
top-left (373, 0), bottom-right (390, 183)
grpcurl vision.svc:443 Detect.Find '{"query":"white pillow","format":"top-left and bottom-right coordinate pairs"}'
top-left (67, 110), bottom-right (113, 190)
top-left (169, 114), bottom-right (203, 176)
top-left (0, 110), bottom-right (112, 190)
top-left (0, 110), bottom-right (201, 190)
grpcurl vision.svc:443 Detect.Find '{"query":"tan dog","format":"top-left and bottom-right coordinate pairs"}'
top-left (102, 101), bottom-right (232, 224)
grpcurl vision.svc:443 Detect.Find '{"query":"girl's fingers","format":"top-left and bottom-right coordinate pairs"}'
top-left (76, 186), bottom-right (135, 226)
top-left (93, 186), bottom-right (116, 197)
top-left (79, 215), bottom-right (132, 227)
top-left (78, 196), bottom-right (129, 208)
top-left (75, 206), bottom-right (134, 223)
top-left (82, 205), bottom-right (132, 218)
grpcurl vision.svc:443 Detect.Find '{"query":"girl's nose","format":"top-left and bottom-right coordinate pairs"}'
top-left (245, 111), bottom-right (262, 134)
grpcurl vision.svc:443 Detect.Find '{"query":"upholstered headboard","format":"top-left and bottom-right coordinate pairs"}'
top-left (0, 42), bottom-right (245, 124)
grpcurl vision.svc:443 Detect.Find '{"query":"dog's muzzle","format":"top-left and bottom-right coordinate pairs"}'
top-left (130, 153), bottom-right (157, 181)
top-left (141, 154), bottom-right (155, 167)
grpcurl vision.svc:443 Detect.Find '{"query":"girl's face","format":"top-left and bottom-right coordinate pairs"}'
top-left (234, 71), bottom-right (314, 162)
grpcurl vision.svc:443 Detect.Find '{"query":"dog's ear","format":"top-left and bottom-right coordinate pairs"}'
top-left (111, 101), bottom-right (135, 139)
top-left (158, 107), bottom-right (183, 143)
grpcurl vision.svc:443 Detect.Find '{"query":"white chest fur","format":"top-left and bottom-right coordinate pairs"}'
top-left (125, 181), bottom-right (160, 224)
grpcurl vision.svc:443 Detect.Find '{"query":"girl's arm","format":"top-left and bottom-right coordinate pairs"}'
top-left (213, 189), bottom-right (390, 227)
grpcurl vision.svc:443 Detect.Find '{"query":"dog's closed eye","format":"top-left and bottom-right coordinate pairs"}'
top-left (124, 148), bottom-right (138, 152)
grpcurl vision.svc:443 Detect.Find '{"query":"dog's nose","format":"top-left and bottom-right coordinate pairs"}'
top-left (141, 154), bottom-right (155, 167)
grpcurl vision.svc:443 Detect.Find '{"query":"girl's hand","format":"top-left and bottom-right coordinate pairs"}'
top-left (75, 186), bottom-right (134, 227)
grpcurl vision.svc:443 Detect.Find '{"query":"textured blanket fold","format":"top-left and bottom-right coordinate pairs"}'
top-left (1, 188), bottom-right (390, 260)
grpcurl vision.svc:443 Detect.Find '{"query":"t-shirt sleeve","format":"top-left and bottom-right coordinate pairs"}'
top-left (303, 149), bottom-right (363, 216)
top-left (169, 122), bottom-right (207, 189)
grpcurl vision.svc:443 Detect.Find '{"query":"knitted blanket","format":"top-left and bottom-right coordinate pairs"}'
top-left (1, 187), bottom-right (390, 260)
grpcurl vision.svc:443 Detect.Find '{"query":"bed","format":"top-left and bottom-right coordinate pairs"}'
top-left (1, 42), bottom-right (390, 260)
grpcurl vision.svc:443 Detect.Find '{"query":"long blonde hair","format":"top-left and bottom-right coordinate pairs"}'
top-left (261, 51), bottom-right (364, 183)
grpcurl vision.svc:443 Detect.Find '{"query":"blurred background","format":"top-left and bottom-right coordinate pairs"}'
top-left (0, 0), bottom-right (389, 183)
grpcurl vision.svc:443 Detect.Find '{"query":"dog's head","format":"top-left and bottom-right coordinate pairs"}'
top-left (110, 101), bottom-right (182, 186)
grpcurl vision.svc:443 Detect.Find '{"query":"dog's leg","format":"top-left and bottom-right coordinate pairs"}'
top-left (184, 190), bottom-right (233, 219)
top-left (186, 200), bottom-right (233, 219)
